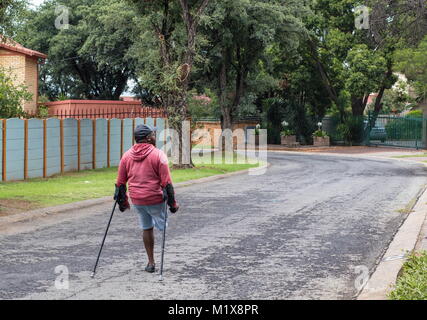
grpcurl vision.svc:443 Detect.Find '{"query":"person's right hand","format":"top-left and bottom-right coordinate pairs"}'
top-left (169, 203), bottom-right (179, 214)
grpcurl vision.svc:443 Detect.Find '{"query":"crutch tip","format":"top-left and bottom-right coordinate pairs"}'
top-left (90, 272), bottom-right (95, 278)
top-left (158, 275), bottom-right (163, 282)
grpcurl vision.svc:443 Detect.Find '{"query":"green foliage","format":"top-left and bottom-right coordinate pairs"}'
top-left (389, 251), bottom-right (427, 300)
top-left (187, 88), bottom-right (220, 121)
top-left (405, 110), bottom-right (423, 118)
top-left (309, 0), bottom-right (426, 121)
top-left (395, 36), bottom-right (427, 103)
top-left (281, 129), bottom-right (295, 137)
top-left (0, 68), bottom-right (32, 118)
top-left (373, 81), bottom-right (415, 115)
top-left (344, 44), bottom-right (387, 98)
top-left (336, 115), bottom-right (365, 145)
top-left (35, 95), bottom-right (50, 118)
top-left (19, 0), bottom-right (139, 100)
top-left (0, 0), bottom-right (28, 37)
top-left (198, 0), bottom-right (309, 128)
top-left (312, 129), bottom-right (328, 138)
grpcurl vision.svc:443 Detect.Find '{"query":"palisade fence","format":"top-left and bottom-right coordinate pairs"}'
top-left (0, 117), bottom-right (167, 182)
top-left (323, 114), bottom-right (427, 149)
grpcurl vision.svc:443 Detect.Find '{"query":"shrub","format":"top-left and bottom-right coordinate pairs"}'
top-left (281, 129), bottom-right (295, 136)
top-left (336, 115), bottom-right (365, 145)
top-left (405, 110), bottom-right (422, 118)
top-left (0, 68), bottom-right (33, 118)
top-left (312, 129), bottom-right (328, 138)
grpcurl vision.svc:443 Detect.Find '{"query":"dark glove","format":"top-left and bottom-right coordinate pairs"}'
top-left (114, 184), bottom-right (130, 212)
top-left (164, 184), bottom-right (179, 213)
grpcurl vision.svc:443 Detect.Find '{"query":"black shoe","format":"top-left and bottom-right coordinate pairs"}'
top-left (145, 264), bottom-right (155, 273)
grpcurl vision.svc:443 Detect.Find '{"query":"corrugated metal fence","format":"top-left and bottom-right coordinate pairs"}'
top-left (0, 117), bottom-right (166, 181)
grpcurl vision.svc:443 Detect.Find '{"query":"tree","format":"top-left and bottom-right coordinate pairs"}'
top-left (307, 0), bottom-right (427, 120)
top-left (395, 36), bottom-right (427, 104)
top-left (197, 0), bottom-right (308, 131)
top-left (0, 0), bottom-right (28, 38)
top-left (18, 0), bottom-right (139, 100)
top-left (0, 67), bottom-right (32, 118)
top-left (128, 0), bottom-right (210, 168)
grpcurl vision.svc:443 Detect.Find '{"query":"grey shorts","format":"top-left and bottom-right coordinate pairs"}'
top-left (134, 202), bottom-right (167, 231)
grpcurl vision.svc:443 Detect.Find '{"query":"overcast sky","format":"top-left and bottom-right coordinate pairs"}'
top-left (29, 0), bottom-right (45, 8)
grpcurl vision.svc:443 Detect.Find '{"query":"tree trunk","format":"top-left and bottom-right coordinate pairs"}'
top-left (351, 96), bottom-right (365, 116)
top-left (219, 50), bottom-right (233, 131)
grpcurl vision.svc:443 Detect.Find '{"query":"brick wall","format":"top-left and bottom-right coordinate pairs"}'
top-left (0, 50), bottom-right (26, 86)
top-left (0, 49), bottom-right (38, 113)
top-left (24, 57), bottom-right (39, 114)
top-left (193, 120), bottom-right (259, 147)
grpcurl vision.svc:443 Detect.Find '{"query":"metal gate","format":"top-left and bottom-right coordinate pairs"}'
top-left (366, 114), bottom-right (426, 149)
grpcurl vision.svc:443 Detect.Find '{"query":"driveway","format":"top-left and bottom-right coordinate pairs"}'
top-left (0, 152), bottom-right (426, 299)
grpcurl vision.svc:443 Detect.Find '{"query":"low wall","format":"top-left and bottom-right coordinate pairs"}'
top-left (193, 120), bottom-right (259, 147)
top-left (42, 100), bottom-right (166, 119)
top-left (0, 117), bottom-right (167, 182)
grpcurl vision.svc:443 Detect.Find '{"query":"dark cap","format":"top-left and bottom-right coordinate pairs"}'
top-left (134, 124), bottom-right (156, 142)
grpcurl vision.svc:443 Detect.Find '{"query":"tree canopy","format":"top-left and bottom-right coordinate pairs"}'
top-left (4, 0), bottom-right (426, 144)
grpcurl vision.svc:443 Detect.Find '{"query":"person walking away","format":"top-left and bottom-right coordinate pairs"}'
top-left (116, 124), bottom-right (179, 273)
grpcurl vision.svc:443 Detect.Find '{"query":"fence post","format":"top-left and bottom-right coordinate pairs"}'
top-left (93, 119), bottom-right (96, 169)
top-left (43, 119), bottom-right (47, 178)
top-left (77, 119), bottom-right (81, 171)
top-left (24, 119), bottom-right (28, 180)
top-left (107, 119), bottom-right (111, 168)
top-left (2, 119), bottom-right (6, 181)
top-left (60, 119), bottom-right (64, 173)
top-left (120, 119), bottom-right (124, 159)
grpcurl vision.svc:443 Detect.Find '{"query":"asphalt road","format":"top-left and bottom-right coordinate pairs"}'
top-left (0, 152), bottom-right (426, 300)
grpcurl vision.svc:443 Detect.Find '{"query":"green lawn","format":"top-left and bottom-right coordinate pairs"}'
top-left (392, 153), bottom-right (427, 158)
top-left (0, 155), bottom-right (262, 213)
top-left (389, 251), bottom-right (427, 300)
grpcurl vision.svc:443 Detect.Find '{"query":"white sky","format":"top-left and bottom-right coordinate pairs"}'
top-left (28, 0), bottom-right (45, 8)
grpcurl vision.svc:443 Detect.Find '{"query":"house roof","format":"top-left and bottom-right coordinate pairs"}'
top-left (0, 37), bottom-right (47, 59)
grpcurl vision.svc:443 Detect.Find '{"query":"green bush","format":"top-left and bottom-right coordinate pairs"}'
top-left (312, 129), bottom-right (328, 137)
top-left (0, 68), bottom-right (32, 118)
top-left (405, 110), bottom-right (423, 118)
top-left (336, 115), bottom-right (365, 145)
top-left (281, 128), bottom-right (295, 136)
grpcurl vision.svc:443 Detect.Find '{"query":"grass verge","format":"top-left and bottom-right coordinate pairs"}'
top-left (0, 154), bottom-right (262, 215)
top-left (392, 153), bottom-right (427, 159)
top-left (388, 251), bottom-right (427, 300)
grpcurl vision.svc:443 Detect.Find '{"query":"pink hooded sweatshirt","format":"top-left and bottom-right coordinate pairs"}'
top-left (116, 143), bottom-right (173, 206)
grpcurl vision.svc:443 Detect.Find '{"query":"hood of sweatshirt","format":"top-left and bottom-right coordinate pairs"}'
top-left (129, 143), bottom-right (155, 162)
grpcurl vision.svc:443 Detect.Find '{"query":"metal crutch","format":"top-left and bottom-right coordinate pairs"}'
top-left (158, 201), bottom-right (169, 281)
top-left (91, 200), bottom-right (118, 278)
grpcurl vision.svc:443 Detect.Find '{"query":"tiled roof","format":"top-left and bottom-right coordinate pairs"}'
top-left (0, 36), bottom-right (47, 59)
